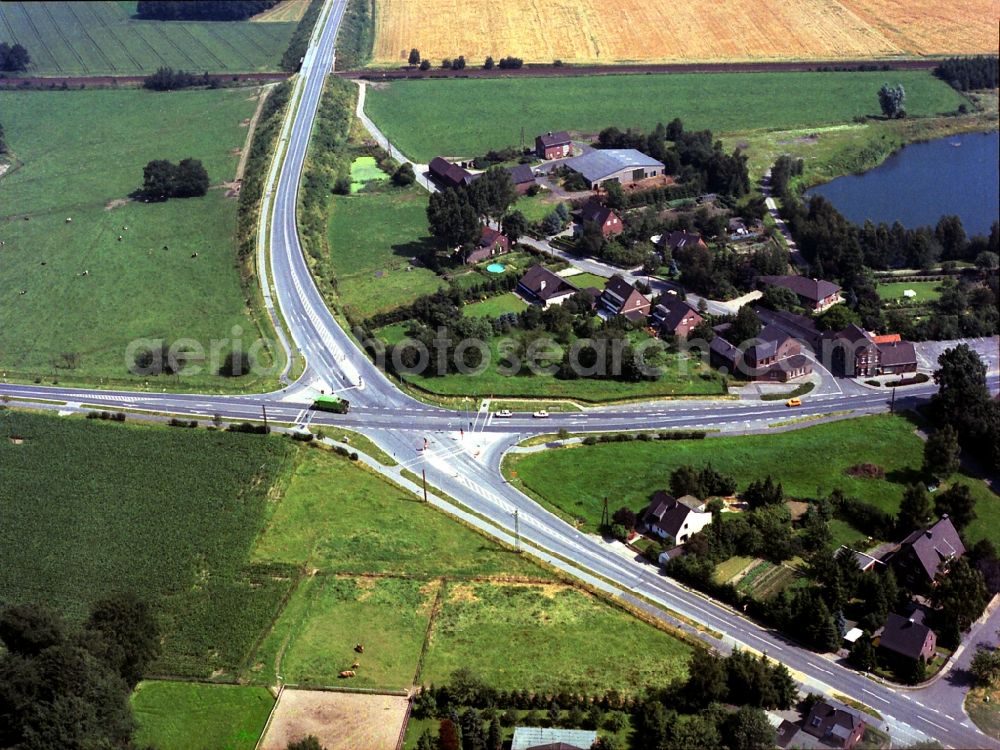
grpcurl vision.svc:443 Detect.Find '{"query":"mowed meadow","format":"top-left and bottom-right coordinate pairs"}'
top-left (0, 87), bottom-right (277, 387)
top-left (0, 1), bottom-right (295, 75)
top-left (363, 70), bottom-right (968, 162)
top-left (371, 0), bottom-right (999, 66)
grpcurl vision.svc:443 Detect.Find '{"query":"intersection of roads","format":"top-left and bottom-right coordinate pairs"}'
top-left (2, 1), bottom-right (998, 746)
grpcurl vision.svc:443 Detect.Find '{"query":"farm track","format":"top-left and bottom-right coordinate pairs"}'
top-left (339, 57), bottom-right (943, 80)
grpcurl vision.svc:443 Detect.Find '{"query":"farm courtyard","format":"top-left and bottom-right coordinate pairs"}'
top-left (371, 0), bottom-right (1000, 66)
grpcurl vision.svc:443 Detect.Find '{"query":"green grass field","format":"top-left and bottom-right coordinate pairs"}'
top-left (326, 186), bottom-right (444, 318)
top-left (0, 410), bottom-right (296, 677)
top-left (364, 72), bottom-right (967, 162)
top-left (462, 292), bottom-right (528, 318)
top-left (0, 87), bottom-right (278, 388)
top-left (515, 191), bottom-right (563, 222)
top-left (877, 280), bottom-right (942, 302)
top-left (132, 681), bottom-right (274, 750)
top-left (0, 1), bottom-right (294, 75)
top-left (420, 582), bottom-right (691, 693)
top-left (507, 415), bottom-right (1000, 546)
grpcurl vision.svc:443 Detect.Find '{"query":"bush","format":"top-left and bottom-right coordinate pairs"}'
top-left (86, 411), bottom-right (126, 422)
top-left (227, 422), bottom-right (270, 435)
top-left (167, 418), bottom-right (198, 428)
top-left (291, 431), bottom-right (315, 442)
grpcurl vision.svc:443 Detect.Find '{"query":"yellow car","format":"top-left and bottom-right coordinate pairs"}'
top-left (786, 397), bottom-right (802, 407)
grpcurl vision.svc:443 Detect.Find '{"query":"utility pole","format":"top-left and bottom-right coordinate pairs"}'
top-left (601, 497), bottom-right (609, 529)
top-left (262, 405), bottom-right (269, 430)
top-left (890, 386), bottom-right (896, 413)
top-left (513, 510), bottom-right (520, 553)
top-left (520, 126), bottom-right (525, 152)
top-left (421, 468), bottom-right (428, 503)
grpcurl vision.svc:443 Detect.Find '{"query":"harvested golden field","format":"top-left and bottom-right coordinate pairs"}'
top-left (252, 0), bottom-right (309, 22)
top-left (371, 0), bottom-right (1000, 65)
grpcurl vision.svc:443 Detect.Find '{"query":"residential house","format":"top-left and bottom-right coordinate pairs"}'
top-left (511, 727), bottom-right (597, 750)
top-left (579, 200), bottom-right (623, 237)
top-left (876, 339), bottom-right (918, 375)
top-left (776, 701), bottom-right (866, 750)
top-left (889, 516), bottom-right (965, 589)
top-left (878, 612), bottom-right (937, 662)
top-left (641, 491), bottom-right (712, 544)
top-left (659, 230), bottom-right (707, 253)
top-left (652, 297), bottom-right (703, 339)
top-left (516, 265), bottom-right (579, 308)
top-left (563, 149), bottom-right (665, 190)
top-left (600, 275), bottom-right (651, 322)
top-left (822, 325), bottom-right (918, 378)
top-left (428, 156), bottom-right (475, 190)
top-left (534, 131), bottom-right (573, 160)
top-left (466, 226), bottom-right (510, 264)
top-left (709, 325), bottom-right (812, 382)
top-left (507, 163), bottom-right (536, 195)
top-left (757, 275), bottom-right (843, 312)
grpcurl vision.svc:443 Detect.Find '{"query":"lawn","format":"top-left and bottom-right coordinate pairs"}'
top-left (0, 410), bottom-right (296, 677)
top-left (507, 414), bottom-right (1000, 546)
top-left (326, 186), bottom-right (444, 318)
top-left (420, 582), bottom-right (692, 693)
top-left (515, 191), bottom-right (564, 222)
top-left (0, 1), bottom-right (294, 75)
top-left (462, 293), bottom-right (528, 318)
top-left (252, 446), bottom-right (547, 579)
top-left (967, 687), bottom-right (1000, 741)
top-left (562, 272), bottom-right (611, 291)
top-left (877, 280), bottom-right (942, 302)
top-left (364, 72), bottom-right (967, 162)
top-left (0, 87), bottom-right (278, 389)
top-left (132, 681), bottom-right (274, 750)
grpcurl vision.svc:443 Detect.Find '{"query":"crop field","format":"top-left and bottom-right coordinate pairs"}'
top-left (132, 681), bottom-right (274, 750)
top-left (252, 0), bottom-right (310, 23)
top-left (420, 582), bottom-right (692, 693)
top-left (0, 410), bottom-right (296, 677)
top-left (507, 414), bottom-right (1000, 546)
top-left (0, 87), bottom-right (277, 388)
top-left (0, 1), bottom-right (295, 75)
top-left (363, 71), bottom-right (967, 162)
top-left (261, 690), bottom-right (410, 750)
top-left (371, 0), bottom-right (998, 67)
top-left (325, 186), bottom-right (444, 318)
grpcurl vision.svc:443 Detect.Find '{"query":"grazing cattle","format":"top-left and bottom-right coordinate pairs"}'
top-left (354, 643), bottom-right (364, 653)
top-left (351, 661), bottom-right (360, 669)
top-left (338, 670), bottom-right (356, 678)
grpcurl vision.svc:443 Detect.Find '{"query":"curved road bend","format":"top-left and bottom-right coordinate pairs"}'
top-left (1, 2), bottom-right (997, 746)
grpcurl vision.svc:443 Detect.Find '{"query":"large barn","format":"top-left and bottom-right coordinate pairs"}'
top-left (563, 149), bottom-right (664, 189)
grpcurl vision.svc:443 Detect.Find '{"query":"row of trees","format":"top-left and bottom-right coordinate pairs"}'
top-left (0, 595), bottom-right (158, 748)
top-left (143, 66), bottom-right (216, 91)
top-left (0, 42), bottom-right (31, 72)
top-left (135, 0), bottom-right (277, 20)
top-left (935, 56), bottom-right (999, 92)
top-left (406, 49), bottom-right (524, 71)
top-left (139, 158), bottom-right (210, 201)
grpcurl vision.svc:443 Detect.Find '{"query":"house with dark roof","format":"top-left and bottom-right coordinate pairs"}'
top-left (652, 297), bottom-right (703, 339)
top-left (579, 200), bottom-right (623, 237)
top-left (889, 516), bottom-right (965, 588)
top-left (507, 163), bottom-right (536, 195)
top-left (878, 612), bottom-right (937, 662)
top-left (822, 325), bottom-right (918, 378)
top-left (876, 339), bottom-right (918, 375)
top-left (516, 265), bottom-right (578, 308)
top-left (758, 275), bottom-right (843, 312)
top-left (466, 226), bottom-right (510, 264)
top-left (511, 727), bottom-right (596, 750)
top-left (534, 131), bottom-right (573, 160)
top-left (600, 275), bottom-right (651, 322)
top-left (564, 149), bottom-right (664, 190)
top-left (659, 230), bottom-right (707, 253)
top-left (776, 702), bottom-right (866, 750)
top-left (709, 325), bottom-right (812, 382)
top-left (642, 491), bottom-right (712, 544)
top-left (428, 157), bottom-right (475, 190)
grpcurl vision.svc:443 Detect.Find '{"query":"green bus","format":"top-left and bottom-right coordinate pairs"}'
top-left (311, 395), bottom-right (350, 414)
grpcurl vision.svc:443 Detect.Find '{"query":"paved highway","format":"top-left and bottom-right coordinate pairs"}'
top-left (1, 1), bottom-right (997, 745)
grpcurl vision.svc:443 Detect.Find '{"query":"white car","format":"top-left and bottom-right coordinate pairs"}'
top-left (494, 409), bottom-right (513, 418)
top-left (532, 410), bottom-right (550, 419)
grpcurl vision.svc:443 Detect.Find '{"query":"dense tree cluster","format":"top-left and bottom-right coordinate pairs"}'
top-left (669, 464), bottom-right (737, 500)
top-left (143, 66), bottom-right (213, 91)
top-left (674, 241), bottom-right (786, 300)
top-left (0, 594), bottom-right (158, 748)
top-left (935, 56), bottom-right (999, 92)
top-left (139, 158), bottom-right (210, 200)
top-left (136, 1), bottom-right (278, 20)
top-left (0, 42), bottom-right (31, 72)
top-left (930, 344), bottom-right (1000, 471)
top-left (497, 56), bottom-right (524, 69)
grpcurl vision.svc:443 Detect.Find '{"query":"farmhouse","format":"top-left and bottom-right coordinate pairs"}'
top-left (564, 149), bottom-right (664, 190)
top-left (659, 230), bottom-right (707, 253)
top-left (534, 131), bottom-right (573, 160)
top-left (651, 297), bottom-right (703, 339)
top-left (878, 612), bottom-right (937, 662)
top-left (511, 727), bottom-right (597, 750)
top-left (824, 325), bottom-right (918, 377)
top-left (776, 701), bottom-right (866, 750)
top-left (579, 200), bottom-right (623, 237)
top-left (428, 156), bottom-right (475, 190)
top-left (600, 275), bottom-right (651, 322)
top-left (507, 163), bottom-right (536, 195)
top-left (758, 275), bottom-right (843, 312)
top-left (710, 325), bottom-right (812, 382)
top-left (466, 226), bottom-right (510, 264)
top-left (641, 491), bottom-right (712, 544)
top-left (517, 265), bottom-right (578, 308)
top-left (889, 515), bottom-right (965, 589)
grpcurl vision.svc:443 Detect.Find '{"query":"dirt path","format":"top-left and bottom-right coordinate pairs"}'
top-left (235, 84), bottom-right (277, 182)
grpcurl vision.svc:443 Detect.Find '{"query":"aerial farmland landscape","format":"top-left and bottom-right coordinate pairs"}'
top-left (0, 1), bottom-right (999, 749)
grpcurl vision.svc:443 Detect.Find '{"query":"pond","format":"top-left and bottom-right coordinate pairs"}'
top-left (806, 131), bottom-right (999, 237)
top-left (349, 156), bottom-right (388, 193)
